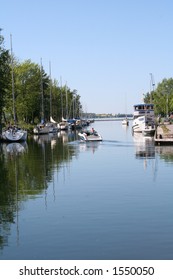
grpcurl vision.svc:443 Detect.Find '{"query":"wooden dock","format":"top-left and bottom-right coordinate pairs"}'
top-left (154, 123), bottom-right (173, 145)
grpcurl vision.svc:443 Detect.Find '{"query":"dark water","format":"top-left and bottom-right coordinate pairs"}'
top-left (0, 120), bottom-right (173, 260)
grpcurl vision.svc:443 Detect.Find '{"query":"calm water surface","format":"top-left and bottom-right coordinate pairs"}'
top-left (0, 120), bottom-right (173, 260)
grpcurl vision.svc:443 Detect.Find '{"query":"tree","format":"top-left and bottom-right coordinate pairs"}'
top-left (143, 78), bottom-right (173, 116)
top-left (14, 60), bottom-right (43, 123)
top-left (0, 32), bottom-right (11, 129)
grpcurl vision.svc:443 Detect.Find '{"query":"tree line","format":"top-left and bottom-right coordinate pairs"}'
top-left (143, 77), bottom-right (173, 117)
top-left (0, 33), bottom-right (82, 131)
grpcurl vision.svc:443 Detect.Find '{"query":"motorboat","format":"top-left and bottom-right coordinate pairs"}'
top-left (78, 128), bottom-right (102, 142)
top-left (2, 126), bottom-right (27, 142)
top-left (132, 103), bottom-right (155, 133)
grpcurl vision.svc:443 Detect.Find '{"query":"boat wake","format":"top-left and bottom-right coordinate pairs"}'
top-left (102, 140), bottom-right (133, 147)
top-left (68, 139), bottom-right (133, 148)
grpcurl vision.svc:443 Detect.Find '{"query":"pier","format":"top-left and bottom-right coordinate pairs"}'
top-left (154, 123), bottom-right (173, 145)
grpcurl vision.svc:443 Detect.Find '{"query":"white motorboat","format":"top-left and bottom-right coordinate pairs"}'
top-left (2, 126), bottom-right (27, 142)
top-left (132, 103), bottom-right (155, 133)
top-left (78, 128), bottom-right (102, 142)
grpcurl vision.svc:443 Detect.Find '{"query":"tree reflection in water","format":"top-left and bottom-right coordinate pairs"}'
top-left (0, 131), bottom-right (78, 251)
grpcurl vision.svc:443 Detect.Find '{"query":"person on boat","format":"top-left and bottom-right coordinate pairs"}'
top-left (7, 122), bottom-right (12, 130)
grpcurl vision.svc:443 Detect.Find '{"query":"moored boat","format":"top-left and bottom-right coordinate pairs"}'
top-left (58, 117), bottom-right (69, 130)
top-left (1, 35), bottom-right (27, 142)
top-left (2, 126), bottom-right (27, 142)
top-left (45, 121), bottom-right (59, 133)
top-left (142, 122), bottom-right (155, 136)
top-left (132, 103), bottom-right (155, 133)
top-left (33, 123), bottom-right (49, 135)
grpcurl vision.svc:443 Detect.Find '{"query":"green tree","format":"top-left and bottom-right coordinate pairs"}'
top-left (0, 33), bottom-right (11, 129)
top-left (14, 60), bottom-right (42, 123)
top-left (143, 78), bottom-right (173, 116)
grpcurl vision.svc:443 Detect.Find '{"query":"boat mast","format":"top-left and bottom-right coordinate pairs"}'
top-left (10, 34), bottom-right (16, 124)
top-left (150, 73), bottom-right (155, 103)
top-left (40, 58), bottom-right (44, 122)
top-left (65, 82), bottom-right (68, 120)
top-left (49, 61), bottom-right (52, 119)
top-left (60, 76), bottom-right (63, 119)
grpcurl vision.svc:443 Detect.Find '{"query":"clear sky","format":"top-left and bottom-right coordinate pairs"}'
top-left (1, 0), bottom-right (173, 114)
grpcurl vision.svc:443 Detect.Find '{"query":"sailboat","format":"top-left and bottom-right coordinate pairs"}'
top-left (122, 117), bottom-right (129, 126)
top-left (45, 61), bottom-right (59, 133)
top-left (2, 35), bottom-right (27, 142)
top-left (33, 59), bottom-right (49, 135)
top-left (57, 81), bottom-right (69, 130)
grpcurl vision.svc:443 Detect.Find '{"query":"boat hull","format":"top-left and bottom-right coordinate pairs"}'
top-left (78, 131), bottom-right (102, 142)
top-left (2, 129), bottom-right (27, 142)
top-left (142, 126), bottom-right (155, 136)
top-left (33, 125), bottom-right (49, 135)
top-left (122, 119), bottom-right (129, 125)
top-left (58, 121), bottom-right (69, 130)
top-left (132, 115), bottom-right (155, 134)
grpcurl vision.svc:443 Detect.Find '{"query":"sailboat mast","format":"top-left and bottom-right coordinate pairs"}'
top-left (49, 61), bottom-right (52, 119)
top-left (10, 34), bottom-right (16, 124)
top-left (65, 82), bottom-right (68, 119)
top-left (60, 76), bottom-right (64, 119)
top-left (40, 58), bottom-right (44, 122)
top-left (149, 73), bottom-right (155, 103)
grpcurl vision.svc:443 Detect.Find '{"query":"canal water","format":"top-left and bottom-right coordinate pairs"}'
top-left (0, 120), bottom-right (173, 260)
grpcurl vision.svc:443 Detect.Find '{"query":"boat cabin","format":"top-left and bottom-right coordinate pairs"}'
top-left (133, 103), bottom-right (154, 119)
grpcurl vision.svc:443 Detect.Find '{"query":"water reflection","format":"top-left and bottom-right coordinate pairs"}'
top-left (1, 124), bottom-right (173, 259)
top-left (78, 141), bottom-right (101, 153)
top-left (132, 133), bottom-right (157, 179)
top-left (133, 133), bottom-right (155, 159)
top-left (0, 132), bottom-right (79, 253)
top-left (155, 145), bottom-right (173, 163)
top-left (133, 132), bottom-right (173, 164)
top-left (2, 142), bottom-right (28, 156)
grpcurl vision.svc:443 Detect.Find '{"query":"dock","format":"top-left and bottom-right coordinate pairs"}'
top-left (154, 123), bottom-right (173, 145)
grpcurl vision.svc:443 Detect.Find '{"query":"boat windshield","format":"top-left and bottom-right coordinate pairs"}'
top-left (134, 104), bottom-right (154, 111)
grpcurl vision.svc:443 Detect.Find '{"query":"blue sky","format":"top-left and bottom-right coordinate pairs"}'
top-left (1, 0), bottom-right (173, 114)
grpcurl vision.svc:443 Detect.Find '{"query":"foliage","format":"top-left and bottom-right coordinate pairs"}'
top-left (0, 31), bottom-right (82, 126)
top-left (143, 78), bottom-right (173, 116)
top-left (0, 34), bottom-right (11, 128)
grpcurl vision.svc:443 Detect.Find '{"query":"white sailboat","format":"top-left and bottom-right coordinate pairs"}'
top-left (2, 35), bottom-right (27, 142)
top-left (122, 117), bottom-right (129, 126)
